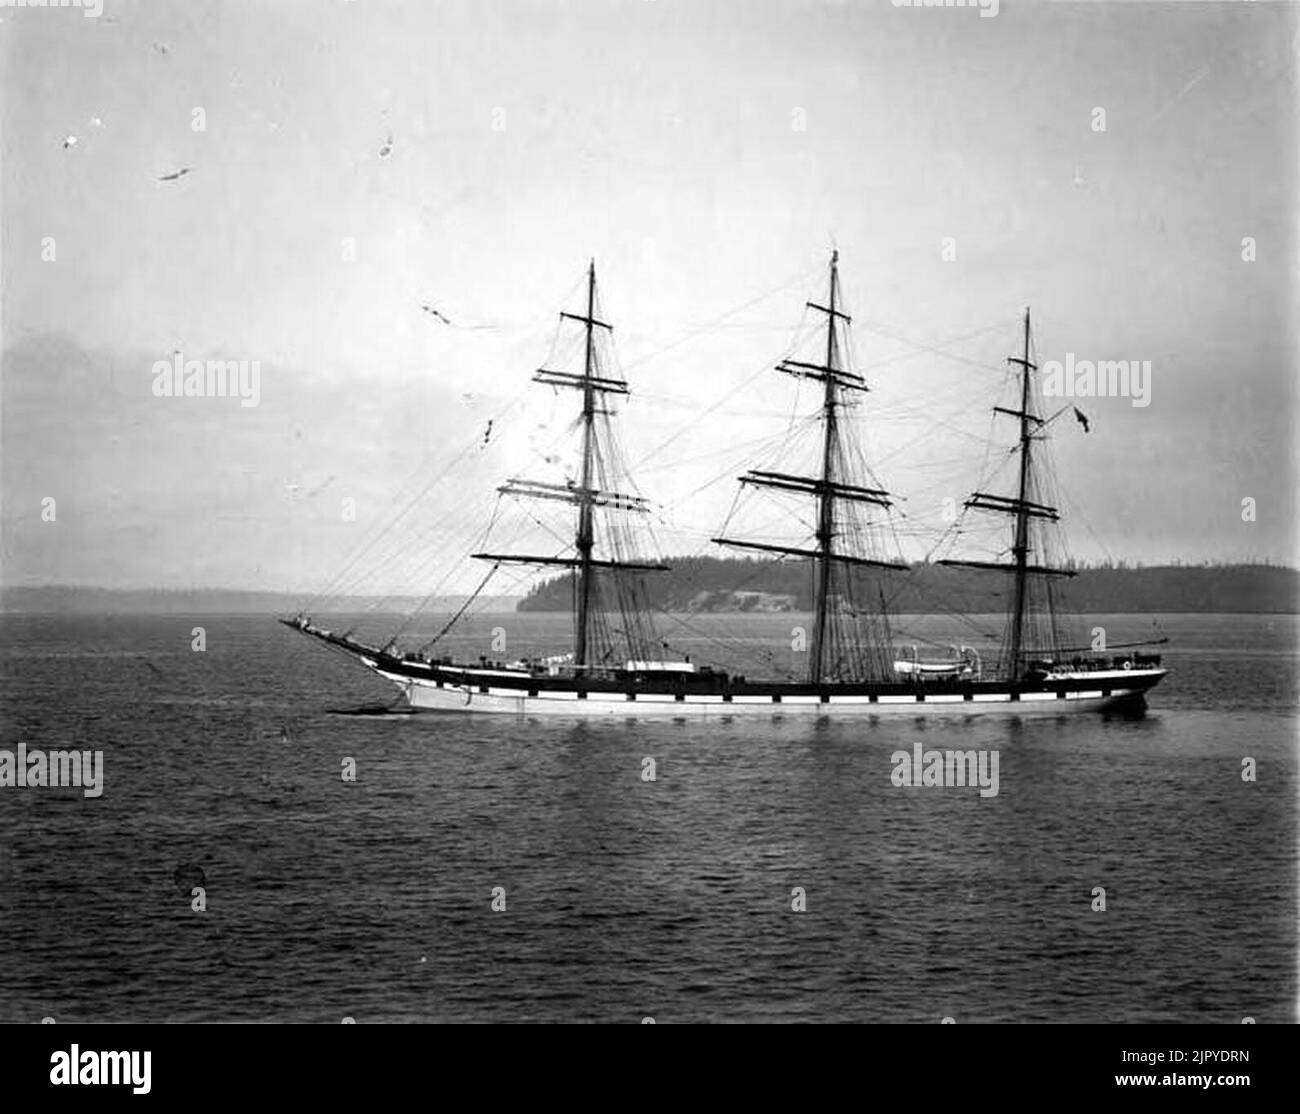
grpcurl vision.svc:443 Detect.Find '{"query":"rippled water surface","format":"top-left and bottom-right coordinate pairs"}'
top-left (0, 612), bottom-right (1294, 1022)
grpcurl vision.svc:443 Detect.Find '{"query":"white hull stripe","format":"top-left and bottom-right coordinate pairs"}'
top-left (373, 668), bottom-right (1157, 716)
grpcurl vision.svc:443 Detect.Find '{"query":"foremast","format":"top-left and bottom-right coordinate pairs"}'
top-left (714, 250), bottom-right (904, 683)
top-left (472, 260), bottom-right (667, 669)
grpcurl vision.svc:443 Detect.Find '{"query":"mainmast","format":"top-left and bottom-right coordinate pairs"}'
top-left (472, 260), bottom-right (667, 669)
top-left (575, 259), bottom-right (598, 667)
top-left (1006, 308), bottom-right (1034, 680)
top-left (939, 307), bottom-right (1076, 680)
top-left (714, 250), bottom-right (904, 684)
top-left (810, 251), bottom-right (843, 681)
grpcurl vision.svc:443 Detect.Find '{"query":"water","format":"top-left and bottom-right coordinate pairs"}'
top-left (0, 612), bottom-right (1294, 1022)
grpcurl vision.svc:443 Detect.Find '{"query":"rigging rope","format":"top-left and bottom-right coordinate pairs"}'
top-left (418, 562), bottom-right (501, 655)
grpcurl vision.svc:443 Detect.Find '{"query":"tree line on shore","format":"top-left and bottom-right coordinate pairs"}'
top-left (516, 558), bottom-right (1298, 614)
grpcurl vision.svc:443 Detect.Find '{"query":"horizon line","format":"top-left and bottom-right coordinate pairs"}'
top-left (3, 559), bottom-right (1297, 597)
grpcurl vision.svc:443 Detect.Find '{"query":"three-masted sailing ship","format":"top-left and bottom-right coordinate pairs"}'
top-left (283, 252), bottom-right (1166, 715)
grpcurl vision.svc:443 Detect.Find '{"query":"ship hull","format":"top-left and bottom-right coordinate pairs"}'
top-left (283, 624), bottom-right (1165, 717)
top-left (367, 659), bottom-right (1165, 718)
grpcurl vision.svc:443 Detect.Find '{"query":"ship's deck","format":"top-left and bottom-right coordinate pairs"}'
top-left (282, 619), bottom-right (1166, 701)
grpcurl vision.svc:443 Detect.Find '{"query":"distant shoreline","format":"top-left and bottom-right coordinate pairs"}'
top-left (516, 561), bottom-right (1300, 616)
top-left (0, 588), bottom-right (521, 616)
top-left (3, 563), bottom-right (1297, 615)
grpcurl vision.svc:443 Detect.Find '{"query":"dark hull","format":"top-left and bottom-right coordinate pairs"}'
top-left (281, 621), bottom-right (1166, 716)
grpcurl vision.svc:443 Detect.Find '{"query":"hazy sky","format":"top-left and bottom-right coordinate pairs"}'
top-left (2, 0), bottom-right (1295, 594)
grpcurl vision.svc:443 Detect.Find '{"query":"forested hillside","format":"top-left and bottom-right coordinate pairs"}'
top-left (516, 560), bottom-right (1298, 614)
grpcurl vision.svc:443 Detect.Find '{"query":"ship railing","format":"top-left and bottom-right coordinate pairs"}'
top-left (1052, 653), bottom-right (1163, 674)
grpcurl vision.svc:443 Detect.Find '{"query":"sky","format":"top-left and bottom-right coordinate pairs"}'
top-left (1, 0), bottom-right (1296, 594)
